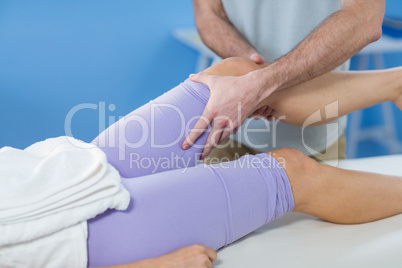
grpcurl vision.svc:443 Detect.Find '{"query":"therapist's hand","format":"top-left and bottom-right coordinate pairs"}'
top-left (181, 70), bottom-right (275, 159)
top-left (249, 105), bottom-right (276, 121)
top-left (250, 53), bottom-right (268, 64)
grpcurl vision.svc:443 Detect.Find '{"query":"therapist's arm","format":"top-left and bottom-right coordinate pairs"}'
top-left (193, 0), bottom-right (266, 63)
top-left (257, 0), bottom-right (385, 93)
top-left (184, 0), bottom-right (385, 157)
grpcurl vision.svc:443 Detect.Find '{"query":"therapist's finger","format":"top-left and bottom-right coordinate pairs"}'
top-left (182, 112), bottom-right (213, 150)
top-left (201, 121), bottom-right (224, 159)
top-left (262, 107), bottom-right (273, 119)
top-left (218, 128), bottom-right (232, 145)
top-left (218, 115), bottom-right (236, 144)
top-left (256, 106), bottom-right (269, 119)
top-left (265, 106), bottom-right (273, 115)
top-left (249, 106), bottom-right (265, 119)
top-left (267, 116), bottom-right (276, 121)
top-left (233, 126), bottom-right (240, 135)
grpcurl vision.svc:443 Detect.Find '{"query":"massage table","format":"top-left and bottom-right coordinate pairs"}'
top-left (215, 154), bottom-right (402, 268)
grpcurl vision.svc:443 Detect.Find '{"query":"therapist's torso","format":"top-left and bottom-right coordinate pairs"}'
top-left (222, 0), bottom-right (349, 155)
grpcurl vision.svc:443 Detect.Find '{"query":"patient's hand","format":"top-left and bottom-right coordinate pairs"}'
top-left (153, 244), bottom-right (217, 268)
top-left (108, 245), bottom-right (217, 268)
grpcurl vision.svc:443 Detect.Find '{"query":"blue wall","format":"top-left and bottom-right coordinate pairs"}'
top-left (347, 0), bottom-right (402, 157)
top-left (0, 0), bottom-right (198, 149)
top-left (0, 0), bottom-right (401, 158)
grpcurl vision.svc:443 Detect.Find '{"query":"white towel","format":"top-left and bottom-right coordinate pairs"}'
top-left (0, 136), bottom-right (130, 267)
top-left (0, 222), bottom-right (88, 268)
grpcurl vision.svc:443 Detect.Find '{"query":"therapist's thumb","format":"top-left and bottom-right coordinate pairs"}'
top-left (189, 72), bottom-right (211, 85)
top-left (250, 53), bottom-right (267, 64)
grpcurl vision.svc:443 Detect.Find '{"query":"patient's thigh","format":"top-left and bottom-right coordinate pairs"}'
top-left (93, 80), bottom-right (210, 178)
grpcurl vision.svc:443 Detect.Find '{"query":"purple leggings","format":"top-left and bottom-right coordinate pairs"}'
top-left (87, 80), bottom-right (295, 267)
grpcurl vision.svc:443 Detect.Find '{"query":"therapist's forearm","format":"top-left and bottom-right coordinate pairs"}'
top-left (193, 0), bottom-right (259, 59)
top-left (255, 1), bottom-right (384, 100)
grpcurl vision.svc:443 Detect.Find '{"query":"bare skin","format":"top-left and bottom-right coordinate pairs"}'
top-left (270, 147), bottom-right (402, 224)
top-left (193, 0), bottom-right (268, 64)
top-left (100, 244), bottom-right (217, 268)
top-left (102, 148), bottom-right (402, 267)
top-left (100, 154), bottom-right (402, 268)
top-left (205, 57), bottom-right (402, 123)
top-left (191, 57), bottom-right (402, 157)
top-left (188, 0), bottom-right (386, 156)
top-left (98, 57), bottom-right (402, 267)
top-left (203, 57), bottom-right (402, 224)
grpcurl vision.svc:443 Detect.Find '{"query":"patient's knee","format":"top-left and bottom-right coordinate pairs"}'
top-left (267, 148), bottom-right (311, 171)
top-left (266, 148), bottom-right (320, 212)
top-left (205, 57), bottom-right (266, 76)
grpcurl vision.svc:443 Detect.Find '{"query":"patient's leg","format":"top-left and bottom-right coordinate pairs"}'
top-left (205, 57), bottom-right (402, 126)
top-left (94, 57), bottom-right (401, 177)
top-left (87, 153), bottom-right (294, 266)
top-left (275, 148), bottom-right (402, 224)
top-left (266, 68), bottom-right (402, 126)
top-left (93, 79), bottom-right (211, 178)
top-left (87, 147), bottom-right (402, 266)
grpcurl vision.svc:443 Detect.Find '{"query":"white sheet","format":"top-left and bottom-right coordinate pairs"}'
top-left (0, 136), bottom-right (130, 268)
top-left (215, 154), bottom-right (402, 268)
